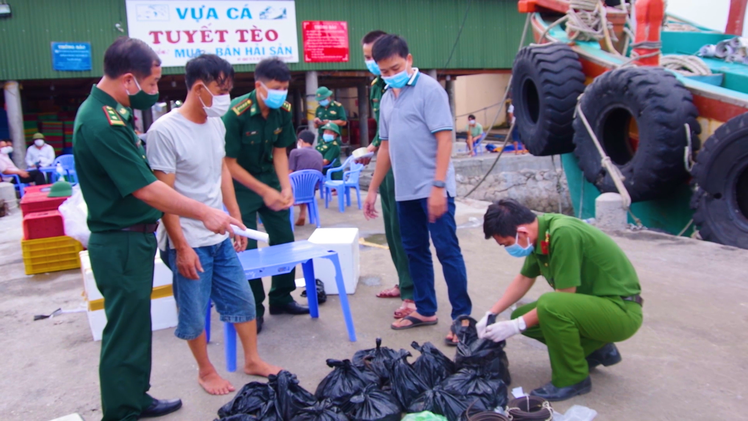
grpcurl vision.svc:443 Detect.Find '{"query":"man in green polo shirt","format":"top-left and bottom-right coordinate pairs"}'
top-left (478, 199), bottom-right (643, 401)
top-left (73, 37), bottom-right (243, 421)
top-left (313, 86), bottom-right (347, 140)
top-left (223, 58), bottom-right (309, 324)
top-left (360, 30), bottom-right (415, 319)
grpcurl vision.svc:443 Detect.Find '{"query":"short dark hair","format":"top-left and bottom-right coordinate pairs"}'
top-left (103, 37), bottom-right (161, 79)
top-left (372, 34), bottom-right (409, 63)
top-left (185, 54), bottom-right (234, 90)
top-left (483, 199), bottom-right (537, 239)
top-left (468, 114), bottom-right (476, 120)
top-left (298, 130), bottom-right (315, 145)
top-left (362, 30), bottom-right (387, 45)
top-left (254, 57), bottom-right (291, 83)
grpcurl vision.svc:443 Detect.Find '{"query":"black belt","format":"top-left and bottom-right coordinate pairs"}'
top-left (121, 223), bottom-right (159, 233)
top-left (506, 396), bottom-right (553, 421)
top-left (622, 294), bottom-right (644, 307)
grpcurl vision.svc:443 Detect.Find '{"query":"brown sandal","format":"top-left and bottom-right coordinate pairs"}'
top-left (376, 285), bottom-right (401, 298)
top-left (393, 299), bottom-right (416, 319)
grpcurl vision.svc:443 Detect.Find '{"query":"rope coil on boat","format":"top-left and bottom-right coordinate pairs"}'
top-left (661, 55), bottom-right (712, 76)
top-left (566, 0), bottom-right (617, 42)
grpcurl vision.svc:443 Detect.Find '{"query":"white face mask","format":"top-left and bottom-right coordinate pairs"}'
top-left (34, 139), bottom-right (45, 147)
top-left (1, 146), bottom-right (13, 154)
top-left (468, 120), bottom-right (476, 125)
top-left (198, 85), bottom-right (231, 117)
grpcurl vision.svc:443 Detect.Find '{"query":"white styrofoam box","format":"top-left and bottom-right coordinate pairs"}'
top-left (80, 250), bottom-right (174, 301)
top-left (87, 296), bottom-right (178, 341)
top-left (308, 228), bottom-right (360, 295)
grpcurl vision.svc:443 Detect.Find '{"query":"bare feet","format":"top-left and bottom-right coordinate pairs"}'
top-left (245, 359), bottom-right (282, 378)
top-left (198, 370), bottom-right (235, 395)
top-left (391, 311), bottom-right (437, 329)
top-left (295, 218), bottom-right (306, 226)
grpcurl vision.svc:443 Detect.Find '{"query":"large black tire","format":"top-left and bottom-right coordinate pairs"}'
top-left (511, 43), bottom-right (585, 156)
top-left (572, 67), bottom-right (700, 202)
top-left (691, 113), bottom-right (748, 249)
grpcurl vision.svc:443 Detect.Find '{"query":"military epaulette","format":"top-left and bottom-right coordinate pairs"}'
top-left (371, 78), bottom-right (378, 86)
top-left (333, 101), bottom-right (341, 106)
top-left (232, 98), bottom-right (252, 116)
top-left (103, 106), bottom-right (125, 126)
top-left (281, 101), bottom-right (292, 112)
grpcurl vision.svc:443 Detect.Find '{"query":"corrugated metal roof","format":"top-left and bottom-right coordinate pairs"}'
top-left (0, 0), bottom-right (527, 80)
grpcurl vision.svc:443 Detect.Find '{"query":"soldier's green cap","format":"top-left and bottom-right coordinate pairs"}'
top-left (32, 133), bottom-right (45, 140)
top-left (47, 180), bottom-right (72, 198)
top-left (315, 87), bottom-right (333, 101)
top-left (321, 122), bottom-right (340, 135)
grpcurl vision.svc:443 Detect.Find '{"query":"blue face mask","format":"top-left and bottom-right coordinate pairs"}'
top-left (366, 60), bottom-right (381, 76)
top-left (383, 69), bottom-right (410, 89)
top-left (505, 232), bottom-right (534, 258)
top-left (322, 134), bottom-right (335, 142)
top-left (319, 99), bottom-right (330, 107)
top-left (260, 82), bottom-right (288, 109)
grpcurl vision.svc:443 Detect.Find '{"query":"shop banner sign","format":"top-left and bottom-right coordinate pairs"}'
top-left (125, 0), bottom-right (298, 66)
top-left (302, 21), bottom-right (349, 63)
top-left (51, 42), bottom-right (92, 71)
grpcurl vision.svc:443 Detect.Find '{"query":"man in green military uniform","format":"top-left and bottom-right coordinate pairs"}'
top-left (313, 86), bottom-right (347, 141)
top-left (74, 38), bottom-right (243, 421)
top-left (316, 122), bottom-right (342, 180)
top-left (224, 58), bottom-right (309, 327)
top-left (360, 30), bottom-right (415, 319)
top-left (478, 199), bottom-right (643, 401)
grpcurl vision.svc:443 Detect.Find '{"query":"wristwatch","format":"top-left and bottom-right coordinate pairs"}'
top-left (432, 180), bottom-right (446, 188)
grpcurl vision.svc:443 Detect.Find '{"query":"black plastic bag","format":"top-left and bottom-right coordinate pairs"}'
top-left (411, 341), bottom-right (456, 388)
top-left (406, 384), bottom-right (472, 420)
top-left (294, 399), bottom-right (348, 421)
top-left (441, 368), bottom-right (508, 411)
top-left (386, 349), bottom-right (430, 410)
top-left (214, 414), bottom-right (259, 421)
top-left (300, 278), bottom-right (327, 304)
top-left (452, 315), bottom-right (511, 385)
top-left (315, 359), bottom-right (380, 401)
top-left (352, 338), bottom-right (400, 386)
top-left (339, 384), bottom-right (401, 421)
top-left (267, 370), bottom-right (317, 420)
top-left (217, 381), bottom-right (274, 418)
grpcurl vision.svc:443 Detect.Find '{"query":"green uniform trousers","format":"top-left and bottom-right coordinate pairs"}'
top-left (380, 169), bottom-right (413, 300)
top-left (512, 292), bottom-right (642, 388)
top-left (88, 231), bottom-right (157, 421)
top-left (236, 175), bottom-right (296, 318)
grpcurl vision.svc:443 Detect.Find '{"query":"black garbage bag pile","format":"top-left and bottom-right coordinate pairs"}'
top-left (315, 359), bottom-right (379, 401)
top-left (215, 381), bottom-right (275, 420)
top-left (352, 337), bottom-right (400, 387)
top-left (441, 368), bottom-right (508, 412)
top-left (453, 315), bottom-right (512, 386)
top-left (410, 341), bottom-right (455, 388)
top-left (294, 399), bottom-right (348, 421)
top-left (338, 384), bottom-right (401, 421)
top-left (386, 349), bottom-right (431, 410)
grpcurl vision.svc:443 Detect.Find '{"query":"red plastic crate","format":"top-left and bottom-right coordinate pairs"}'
top-left (20, 191), bottom-right (68, 216)
top-left (23, 210), bottom-right (65, 240)
top-left (23, 184), bottom-right (53, 195)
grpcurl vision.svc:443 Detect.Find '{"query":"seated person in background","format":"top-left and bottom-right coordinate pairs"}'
top-left (289, 130), bottom-right (323, 226)
top-left (0, 139), bottom-right (47, 186)
top-left (466, 114), bottom-right (485, 156)
top-left (507, 102), bottom-right (527, 154)
top-left (25, 133), bottom-right (56, 168)
top-left (315, 122), bottom-right (342, 181)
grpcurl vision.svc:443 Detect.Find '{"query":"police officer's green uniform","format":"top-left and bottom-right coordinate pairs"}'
top-left (511, 214), bottom-right (643, 388)
top-left (314, 87), bottom-right (347, 140)
top-left (370, 76), bottom-right (413, 300)
top-left (223, 91), bottom-right (296, 317)
top-left (73, 86), bottom-right (162, 421)
top-left (316, 122), bottom-right (342, 180)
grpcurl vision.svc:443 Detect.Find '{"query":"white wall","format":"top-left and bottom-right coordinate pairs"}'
top-left (667, 0), bottom-right (748, 34)
top-left (454, 73), bottom-right (511, 132)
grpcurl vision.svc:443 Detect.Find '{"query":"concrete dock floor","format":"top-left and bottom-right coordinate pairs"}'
top-left (1, 195), bottom-right (747, 420)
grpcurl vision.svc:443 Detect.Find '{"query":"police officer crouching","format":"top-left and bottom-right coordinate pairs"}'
top-left (73, 37), bottom-right (244, 420)
top-left (477, 199), bottom-right (643, 401)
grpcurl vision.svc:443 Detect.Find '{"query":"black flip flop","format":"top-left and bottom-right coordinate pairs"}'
top-left (391, 315), bottom-right (438, 330)
top-left (445, 324), bottom-right (459, 347)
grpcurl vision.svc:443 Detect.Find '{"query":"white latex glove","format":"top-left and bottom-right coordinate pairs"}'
top-left (482, 318), bottom-right (527, 342)
top-left (476, 311), bottom-right (494, 338)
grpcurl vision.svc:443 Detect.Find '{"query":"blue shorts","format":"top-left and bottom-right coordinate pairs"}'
top-left (161, 238), bottom-right (255, 340)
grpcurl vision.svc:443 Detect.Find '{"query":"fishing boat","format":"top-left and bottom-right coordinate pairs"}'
top-left (511, 0), bottom-right (748, 249)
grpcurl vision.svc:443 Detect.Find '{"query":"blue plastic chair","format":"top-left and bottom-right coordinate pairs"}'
top-left (51, 154), bottom-right (76, 183)
top-left (8, 174), bottom-right (29, 198)
top-left (324, 157), bottom-right (363, 213)
top-left (289, 169), bottom-right (324, 231)
top-left (320, 156), bottom-right (340, 200)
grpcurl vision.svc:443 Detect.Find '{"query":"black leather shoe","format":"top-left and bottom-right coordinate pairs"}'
top-left (269, 301), bottom-right (310, 315)
top-left (139, 398), bottom-right (182, 418)
top-left (530, 377), bottom-right (591, 402)
top-left (586, 343), bottom-right (622, 370)
top-left (256, 316), bottom-right (264, 334)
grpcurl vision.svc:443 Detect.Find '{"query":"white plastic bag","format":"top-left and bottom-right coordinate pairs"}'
top-left (58, 185), bottom-right (90, 248)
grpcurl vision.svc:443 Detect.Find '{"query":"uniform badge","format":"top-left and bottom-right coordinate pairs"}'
top-left (372, 98), bottom-right (379, 103)
top-left (232, 99), bottom-right (252, 116)
top-left (541, 231), bottom-right (550, 254)
top-left (103, 106), bottom-right (125, 126)
top-left (273, 128), bottom-right (282, 135)
top-left (281, 101), bottom-right (292, 112)
top-left (330, 110), bottom-right (337, 115)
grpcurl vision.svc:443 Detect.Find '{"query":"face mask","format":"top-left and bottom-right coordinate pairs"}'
top-left (0, 146), bottom-right (12, 154)
top-left (319, 99), bottom-right (330, 107)
top-left (468, 120), bottom-right (476, 125)
top-left (260, 82), bottom-right (287, 109)
top-left (198, 85), bottom-right (231, 117)
top-left (34, 139), bottom-right (45, 147)
top-left (505, 232), bottom-right (534, 258)
top-left (322, 134), bottom-right (335, 142)
top-left (383, 69), bottom-right (410, 89)
top-left (366, 60), bottom-right (381, 76)
top-left (127, 77), bottom-right (160, 110)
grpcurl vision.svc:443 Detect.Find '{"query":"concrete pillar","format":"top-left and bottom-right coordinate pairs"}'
top-left (4, 81), bottom-right (26, 167)
top-left (357, 84), bottom-right (369, 147)
top-left (426, 69), bottom-right (438, 79)
top-left (292, 89), bottom-right (303, 128)
top-left (305, 71), bottom-right (319, 137)
top-left (595, 193), bottom-right (628, 231)
top-left (445, 76), bottom-right (456, 142)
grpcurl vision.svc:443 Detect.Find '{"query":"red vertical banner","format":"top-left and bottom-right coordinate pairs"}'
top-left (302, 21), bottom-right (349, 62)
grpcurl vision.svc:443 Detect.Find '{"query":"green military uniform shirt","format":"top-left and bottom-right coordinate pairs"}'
top-left (73, 86), bottom-right (162, 232)
top-left (315, 100), bottom-right (347, 139)
top-left (521, 213), bottom-right (641, 297)
top-left (315, 139), bottom-right (341, 170)
top-left (370, 76), bottom-right (387, 147)
top-left (223, 90), bottom-right (295, 194)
